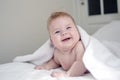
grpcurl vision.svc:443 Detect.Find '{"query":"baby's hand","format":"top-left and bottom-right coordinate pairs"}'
top-left (51, 71), bottom-right (68, 77)
top-left (34, 65), bottom-right (45, 70)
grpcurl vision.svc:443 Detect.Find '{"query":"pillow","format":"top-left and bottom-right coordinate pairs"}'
top-left (93, 20), bottom-right (120, 43)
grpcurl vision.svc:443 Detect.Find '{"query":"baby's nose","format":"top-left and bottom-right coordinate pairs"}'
top-left (62, 31), bottom-right (67, 36)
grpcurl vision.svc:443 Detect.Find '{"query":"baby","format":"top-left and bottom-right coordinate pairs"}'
top-left (35, 12), bottom-right (87, 77)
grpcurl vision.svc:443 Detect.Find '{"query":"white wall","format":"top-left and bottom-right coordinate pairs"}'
top-left (0, 0), bottom-right (76, 64)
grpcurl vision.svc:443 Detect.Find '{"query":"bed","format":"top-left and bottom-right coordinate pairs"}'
top-left (0, 20), bottom-right (120, 80)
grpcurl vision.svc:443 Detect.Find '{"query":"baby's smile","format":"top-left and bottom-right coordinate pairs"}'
top-left (62, 37), bottom-right (71, 42)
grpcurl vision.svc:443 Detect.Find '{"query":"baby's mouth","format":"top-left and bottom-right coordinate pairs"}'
top-left (62, 37), bottom-right (71, 42)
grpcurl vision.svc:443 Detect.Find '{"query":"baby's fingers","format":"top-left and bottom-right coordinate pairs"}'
top-left (34, 66), bottom-right (44, 70)
top-left (51, 71), bottom-right (58, 77)
top-left (51, 71), bottom-right (68, 77)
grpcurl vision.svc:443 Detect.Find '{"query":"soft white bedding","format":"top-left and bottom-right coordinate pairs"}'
top-left (0, 62), bottom-right (94, 80)
top-left (0, 21), bottom-right (120, 80)
top-left (93, 20), bottom-right (120, 42)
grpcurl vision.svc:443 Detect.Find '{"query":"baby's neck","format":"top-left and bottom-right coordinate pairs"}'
top-left (56, 41), bottom-right (80, 55)
top-left (57, 47), bottom-right (73, 55)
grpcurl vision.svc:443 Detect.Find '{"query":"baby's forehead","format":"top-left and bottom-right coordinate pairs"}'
top-left (48, 16), bottom-right (75, 30)
top-left (50, 16), bottom-right (73, 23)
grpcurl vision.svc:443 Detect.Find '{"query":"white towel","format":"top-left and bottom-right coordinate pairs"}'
top-left (13, 25), bottom-right (90, 65)
top-left (13, 25), bottom-right (120, 80)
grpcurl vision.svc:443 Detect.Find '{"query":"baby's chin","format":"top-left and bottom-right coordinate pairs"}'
top-left (58, 44), bottom-right (74, 51)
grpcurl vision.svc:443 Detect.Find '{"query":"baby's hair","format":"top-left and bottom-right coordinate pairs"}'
top-left (47, 12), bottom-right (76, 30)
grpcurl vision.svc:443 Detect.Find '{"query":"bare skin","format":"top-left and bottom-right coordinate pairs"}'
top-left (35, 41), bottom-right (87, 77)
top-left (35, 15), bottom-right (87, 77)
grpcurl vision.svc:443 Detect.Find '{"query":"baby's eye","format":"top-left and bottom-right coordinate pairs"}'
top-left (66, 27), bottom-right (71, 30)
top-left (55, 31), bottom-right (60, 34)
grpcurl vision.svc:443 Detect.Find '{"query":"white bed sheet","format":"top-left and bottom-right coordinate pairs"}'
top-left (0, 62), bottom-right (95, 80)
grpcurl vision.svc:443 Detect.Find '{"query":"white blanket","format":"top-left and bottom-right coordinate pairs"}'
top-left (0, 62), bottom-right (94, 80)
top-left (13, 25), bottom-right (120, 80)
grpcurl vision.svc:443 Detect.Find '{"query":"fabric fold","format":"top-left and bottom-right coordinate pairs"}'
top-left (13, 25), bottom-right (120, 80)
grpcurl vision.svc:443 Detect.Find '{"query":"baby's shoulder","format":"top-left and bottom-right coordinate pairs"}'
top-left (75, 41), bottom-right (84, 48)
top-left (75, 41), bottom-right (85, 59)
top-left (75, 41), bottom-right (85, 53)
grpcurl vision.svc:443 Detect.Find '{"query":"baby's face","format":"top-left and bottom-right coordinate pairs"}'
top-left (49, 16), bottom-right (80, 51)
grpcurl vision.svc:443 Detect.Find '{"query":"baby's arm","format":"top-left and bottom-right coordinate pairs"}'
top-left (67, 42), bottom-right (87, 76)
top-left (51, 60), bottom-right (86, 77)
top-left (67, 59), bottom-right (87, 76)
top-left (35, 58), bottom-right (60, 70)
top-left (51, 42), bottom-right (87, 77)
